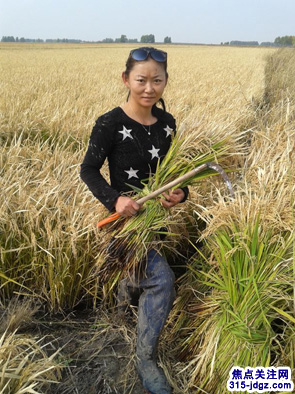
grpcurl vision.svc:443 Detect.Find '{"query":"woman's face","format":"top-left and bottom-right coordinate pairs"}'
top-left (122, 58), bottom-right (167, 109)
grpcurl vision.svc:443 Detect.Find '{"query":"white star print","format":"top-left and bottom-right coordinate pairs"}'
top-left (148, 145), bottom-right (160, 160)
top-left (125, 167), bottom-right (139, 179)
top-left (119, 126), bottom-right (133, 140)
top-left (163, 125), bottom-right (173, 137)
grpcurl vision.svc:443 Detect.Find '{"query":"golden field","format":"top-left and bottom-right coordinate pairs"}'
top-left (1, 43), bottom-right (274, 309)
top-left (1, 43), bottom-right (271, 137)
top-left (1, 43), bottom-right (294, 393)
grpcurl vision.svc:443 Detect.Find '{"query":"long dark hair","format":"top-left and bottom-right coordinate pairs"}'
top-left (124, 47), bottom-right (168, 112)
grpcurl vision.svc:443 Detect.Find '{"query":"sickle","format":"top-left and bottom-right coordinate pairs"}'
top-left (97, 162), bottom-right (234, 229)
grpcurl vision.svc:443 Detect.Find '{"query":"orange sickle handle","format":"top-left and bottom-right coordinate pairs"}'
top-left (97, 212), bottom-right (121, 228)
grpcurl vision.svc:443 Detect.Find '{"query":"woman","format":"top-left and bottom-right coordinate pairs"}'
top-left (80, 47), bottom-right (188, 394)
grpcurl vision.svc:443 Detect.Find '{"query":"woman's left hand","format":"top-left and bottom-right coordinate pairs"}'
top-left (161, 188), bottom-right (185, 209)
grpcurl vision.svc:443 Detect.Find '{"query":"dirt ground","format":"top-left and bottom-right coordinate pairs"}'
top-left (32, 306), bottom-right (184, 394)
top-left (1, 261), bottom-right (192, 393)
top-left (33, 309), bottom-right (145, 394)
top-left (38, 262), bottom-right (191, 393)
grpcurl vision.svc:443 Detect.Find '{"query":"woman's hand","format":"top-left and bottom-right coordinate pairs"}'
top-left (115, 196), bottom-right (141, 217)
top-left (161, 188), bottom-right (185, 209)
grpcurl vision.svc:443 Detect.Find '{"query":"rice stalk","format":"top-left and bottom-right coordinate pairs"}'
top-left (97, 132), bottom-right (237, 290)
top-left (264, 48), bottom-right (295, 108)
top-left (173, 214), bottom-right (293, 393)
top-left (0, 329), bottom-right (61, 394)
top-left (169, 119), bottom-right (295, 391)
top-left (0, 136), bottom-right (101, 312)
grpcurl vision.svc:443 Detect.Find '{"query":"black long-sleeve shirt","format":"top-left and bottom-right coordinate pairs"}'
top-left (80, 106), bottom-right (188, 211)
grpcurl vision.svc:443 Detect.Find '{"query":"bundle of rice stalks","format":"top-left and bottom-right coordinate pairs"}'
top-left (97, 132), bottom-right (238, 291)
top-left (172, 213), bottom-right (294, 393)
top-left (168, 146), bottom-right (295, 391)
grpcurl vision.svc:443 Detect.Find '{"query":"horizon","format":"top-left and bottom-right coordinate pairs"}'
top-left (0, 35), bottom-right (286, 46)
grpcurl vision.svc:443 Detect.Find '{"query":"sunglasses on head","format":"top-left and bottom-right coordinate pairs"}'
top-left (130, 48), bottom-right (167, 62)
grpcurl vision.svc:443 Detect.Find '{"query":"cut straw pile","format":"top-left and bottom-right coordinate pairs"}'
top-left (0, 299), bottom-right (61, 394)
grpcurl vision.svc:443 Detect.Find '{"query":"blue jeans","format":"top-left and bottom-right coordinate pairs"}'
top-left (136, 249), bottom-right (176, 360)
top-left (122, 249), bottom-right (176, 393)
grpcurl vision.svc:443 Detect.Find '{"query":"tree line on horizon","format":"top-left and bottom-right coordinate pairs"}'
top-left (1, 35), bottom-right (294, 47)
top-left (1, 34), bottom-right (172, 44)
top-left (274, 35), bottom-right (295, 46)
top-left (222, 36), bottom-right (295, 47)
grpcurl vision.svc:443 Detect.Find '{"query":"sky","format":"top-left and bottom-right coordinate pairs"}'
top-left (0, 0), bottom-right (294, 45)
